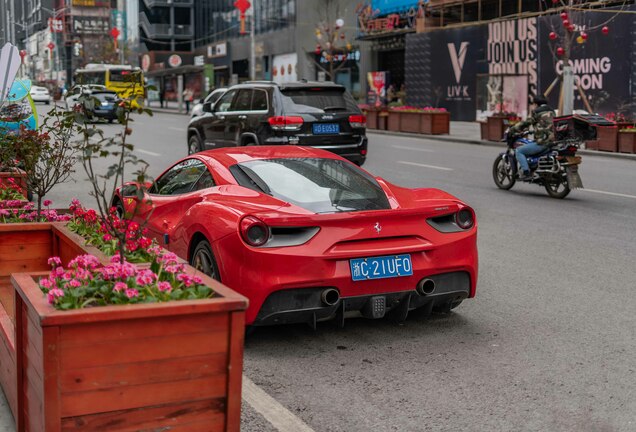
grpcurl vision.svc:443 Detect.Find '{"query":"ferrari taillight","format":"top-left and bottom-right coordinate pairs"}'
top-left (455, 207), bottom-right (475, 230)
top-left (240, 216), bottom-right (270, 247)
top-left (349, 114), bottom-right (366, 128)
top-left (268, 115), bottom-right (304, 131)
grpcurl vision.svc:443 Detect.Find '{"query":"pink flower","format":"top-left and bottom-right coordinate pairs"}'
top-left (103, 234), bottom-right (113, 242)
top-left (157, 281), bottom-right (172, 292)
top-left (69, 279), bottom-right (82, 288)
top-left (47, 257), bottom-right (62, 268)
top-left (47, 288), bottom-right (64, 304)
top-left (177, 273), bottom-right (194, 287)
top-left (39, 278), bottom-right (52, 289)
top-left (136, 269), bottom-right (156, 286)
top-left (125, 288), bottom-right (139, 299)
top-left (113, 282), bottom-right (127, 292)
top-left (43, 200), bottom-right (52, 207)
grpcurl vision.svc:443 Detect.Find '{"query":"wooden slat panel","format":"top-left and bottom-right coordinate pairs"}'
top-left (60, 398), bottom-right (225, 431)
top-left (61, 375), bottom-right (228, 417)
top-left (0, 278), bottom-right (14, 322)
top-left (60, 331), bottom-right (230, 369)
top-left (60, 313), bottom-right (228, 347)
top-left (0, 230), bottom-right (50, 246)
top-left (23, 364), bottom-right (44, 432)
top-left (153, 418), bottom-right (226, 432)
top-left (0, 241), bottom-right (51, 262)
top-left (42, 326), bottom-right (62, 431)
top-left (60, 353), bottom-right (228, 393)
top-left (226, 311), bottom-right (246, 432)
top-left (0, 310), bottom-right (16, 419)
top-left (0, 257), bottom-right (51, 277)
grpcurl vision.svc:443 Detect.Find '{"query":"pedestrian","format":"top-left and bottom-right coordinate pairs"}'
top-left (159, 86), bottom-right (165, 108)
top-left (183, 87), bottom-right (194, 113)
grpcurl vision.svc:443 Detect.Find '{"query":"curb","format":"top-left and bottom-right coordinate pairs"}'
top-left (367, 129), bottom-right (636, 161)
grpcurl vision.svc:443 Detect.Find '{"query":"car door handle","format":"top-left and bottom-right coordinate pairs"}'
top-left (238, 115), bottom-right (247, 120)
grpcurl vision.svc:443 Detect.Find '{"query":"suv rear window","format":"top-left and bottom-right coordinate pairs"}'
top-left (280, 87), bottom-right (359, 114)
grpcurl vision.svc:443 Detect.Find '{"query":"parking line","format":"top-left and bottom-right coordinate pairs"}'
top-left (583, 189), bottom-right (636, 200)
top-left (397, 161), bottom-right (453, 171)
top-left (169, 126), bottom-right (183, 131)
top-left (243, 375), bottom-right (315, 432)
top-left (135, 149), bottom-right (162, 157)
top-left (392, 145), bottom-right (434, 153)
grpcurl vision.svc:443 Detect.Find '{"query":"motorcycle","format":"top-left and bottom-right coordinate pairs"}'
top-left (492, 130), bottom-right (583, 199)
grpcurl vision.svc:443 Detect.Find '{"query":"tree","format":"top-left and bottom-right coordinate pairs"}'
top-left (309, 0), bottom-right (354, 81)
top-left (542, 0), bottom-right (629, 115)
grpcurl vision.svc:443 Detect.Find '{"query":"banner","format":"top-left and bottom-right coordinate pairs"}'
top-left (367, 71), bottom-right (389, 106)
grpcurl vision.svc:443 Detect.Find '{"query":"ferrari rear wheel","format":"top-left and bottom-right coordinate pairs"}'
top-left (191, 240), bottom-right (221, 281)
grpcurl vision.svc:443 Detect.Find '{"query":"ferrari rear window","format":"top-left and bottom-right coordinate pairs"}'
top-left (231, 158), bottom-right (390, 213)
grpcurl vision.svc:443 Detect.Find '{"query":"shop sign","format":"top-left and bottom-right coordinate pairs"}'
top-left (72, 0), bottom-right (110, 6)
top-left (141, 54), bottom-right (151, 72)
top-left (169, 55), bottom-right (183, 68)
top-left (207, 42), bottom-right (227, 58)
top-left (194, 55), bottom-right (205, 66)
top-left (72, 16), bottom-right (109, 35)
top-left (49, 18), bottom-right (64, 33)
top-left (371, 0), bottom-right (421, 15)
top-left (357, 2), bottom-right (424, 35)
top-left (319, 50), bottom-right (360, 64)
top-left (272, 53), bottom-right (297, 84)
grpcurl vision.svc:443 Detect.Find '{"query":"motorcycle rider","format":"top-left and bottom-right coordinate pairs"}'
top-left (508, 95), bottom-right (556, 180)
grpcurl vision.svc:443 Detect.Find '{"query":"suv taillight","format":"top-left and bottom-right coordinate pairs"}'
top-left (268, 116), bottom-right (304, 131)
top-left (349, 114), bottom-right (366, 128)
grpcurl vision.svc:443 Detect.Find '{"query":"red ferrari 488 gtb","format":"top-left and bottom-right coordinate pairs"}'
top-left (115, 146), bottom-right (478, 327)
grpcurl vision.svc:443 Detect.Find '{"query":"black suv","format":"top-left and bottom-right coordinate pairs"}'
top-left (187, 81), bottom-right (368, 165)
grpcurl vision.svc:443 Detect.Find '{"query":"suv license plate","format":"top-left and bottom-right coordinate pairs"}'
top-left (350, 254), bottom-right (413, 281)
top-left (313, 123), bottom-right (340, 135)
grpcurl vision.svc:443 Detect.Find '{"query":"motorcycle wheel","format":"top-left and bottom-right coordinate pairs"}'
top-left (492, 154), bottom-right (516, 190)
top-left (545, 174), bottom-right (571, 199)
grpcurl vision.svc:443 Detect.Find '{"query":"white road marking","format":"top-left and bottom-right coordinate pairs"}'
top-left (392, 145), bottom-right (434, 153)
top-left (135, 149), bottom-right (162, 157)
top-left (397, 161), bottom-right (453, 171)
top-left (169, 126), bottom-right (184, 131)
top-left (583, 189), bottom-right (636, 200)
top-left (243, 375), bottom-right (315, 432)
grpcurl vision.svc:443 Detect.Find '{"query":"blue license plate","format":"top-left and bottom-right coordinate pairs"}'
top-left (313, 123), bottom-right (340, 135)
top-left (349, 254), bottom-right (413, 281)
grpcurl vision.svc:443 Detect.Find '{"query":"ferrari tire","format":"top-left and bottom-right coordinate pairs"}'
top-left (188, 135), bottom-right (202, 155)
top-left (492, 154), bottom-right (516, 190)
top-left (191, 240), bottom-right (221, 282)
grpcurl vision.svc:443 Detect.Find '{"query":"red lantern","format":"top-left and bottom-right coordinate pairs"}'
top-left (580, 32), bottom-right (588, 40)
top-left (556, 47), bottom-right (565, 56)
top-left (562, 19), bottom-right (570, 27)
top-left (602, 26), bottom-right (609, 35)
top-left (234, 0), bottom-right (251, 35)
top-left (560, 12), bottom-right (568, 20)
top-left (568, 24), bottom-right (575, 32)
top-left (315, 45), bottom-right (321, 55)
top-left (549, 32), bottom-right (557, 40)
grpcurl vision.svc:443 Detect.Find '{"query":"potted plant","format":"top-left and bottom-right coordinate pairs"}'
top-left (618, 126), bottom-right (636, 153)
top-left (596, 126), bottom-right (618, 152)
top-left (12, 249), bottom-right (247, 430)
top-left (387, 106), bottom-right (450, 135)
top-left (486, 112), bottom-right (520, 141)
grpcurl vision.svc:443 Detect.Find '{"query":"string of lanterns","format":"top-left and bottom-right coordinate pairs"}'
top-left (549, 5), bottom-right (609, 57)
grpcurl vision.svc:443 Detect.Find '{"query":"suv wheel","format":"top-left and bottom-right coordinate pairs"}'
top-left (188, 135), bottom-right (202, 155)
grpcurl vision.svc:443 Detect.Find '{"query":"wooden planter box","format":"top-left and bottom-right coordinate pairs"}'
top-left (12, 271), bottom-right (247, 431)
top-left (399, 112), bottom-right (421, 133)
top-left (585, 140), bottom-right (599, 151)
top-left (377, 111), bottom-right (388, 130)
top-left (618, 132), bottom-right (636, 153)
top-left (387, 111), bottom-right (401, 132)
top-left (486, 116), bottom-right (508, 141)
top-left (366, 110), bottom-right (378, 129)
top-left (596, 126), bottom-right (618, 152)
top-left (0, 169), bottom-right (28, 199)
top-left (421, 112), bottom-right (450, 135)
top-left (0, 223), bottom-right (108, 420)
top-left (480, 122), bottom-right (488, 140)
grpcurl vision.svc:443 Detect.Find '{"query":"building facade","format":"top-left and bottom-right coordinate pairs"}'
top-left (141, 0), bottom-right (372, 104)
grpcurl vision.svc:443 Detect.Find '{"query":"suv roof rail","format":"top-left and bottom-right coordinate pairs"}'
top-left (243, 80), bottom-right (277, 85)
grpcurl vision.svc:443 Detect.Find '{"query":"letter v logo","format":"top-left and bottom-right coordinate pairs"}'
top-left (447, 42), bottom-right (469, 84)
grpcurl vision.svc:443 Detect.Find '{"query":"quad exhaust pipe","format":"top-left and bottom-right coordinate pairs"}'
top-left (416, 278), bottom-right (436, 296)
top-left (321, 288), bottom-right (340, 306)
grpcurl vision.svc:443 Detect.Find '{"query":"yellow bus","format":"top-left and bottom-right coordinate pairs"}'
top-left (73, 64), bottom-right (145, 108)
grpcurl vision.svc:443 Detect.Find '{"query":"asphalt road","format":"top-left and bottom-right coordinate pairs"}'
top-left (1, 106), bottom-right (635, 431)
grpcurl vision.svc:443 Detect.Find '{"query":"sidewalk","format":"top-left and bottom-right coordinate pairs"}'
top-left (147, 105), bottom-right (636, 162)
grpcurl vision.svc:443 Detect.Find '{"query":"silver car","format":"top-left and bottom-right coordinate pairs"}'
top-left (190, 87), bottom-right (227, 118)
